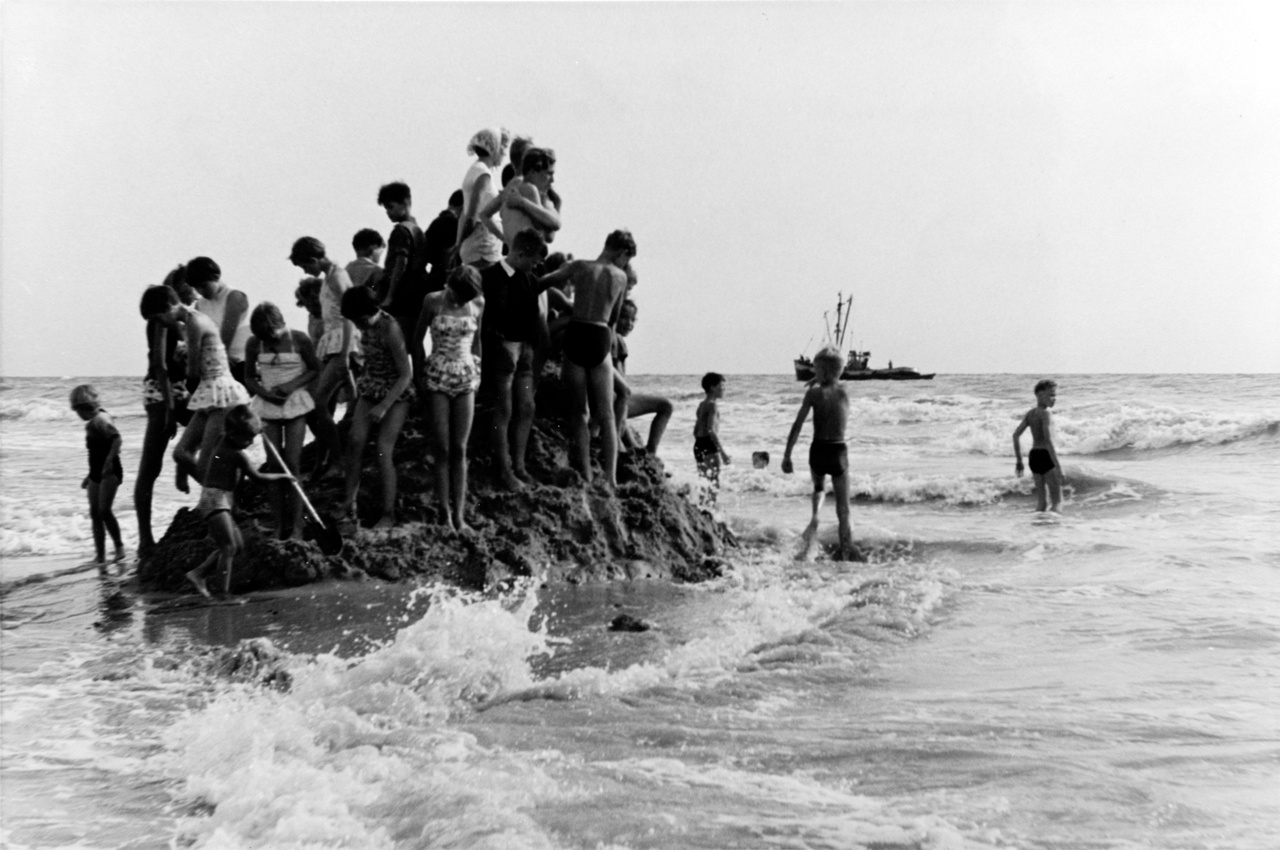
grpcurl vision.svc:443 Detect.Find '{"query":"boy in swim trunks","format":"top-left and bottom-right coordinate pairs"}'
top-left (782, 346), bottom-right (861, 561)
top-left (1013, 379), bottom-right (1063, 512)
top-left (535, 230), bottom-right (635, 488)
top-left (693, 372), bottom-right (731, 499)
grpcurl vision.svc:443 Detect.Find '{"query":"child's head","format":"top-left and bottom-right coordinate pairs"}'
top-left (161, 264), bottom-right (197, 305)
top-left (701, 372), bottom-right (725, 397)
top-left (185, 257), bottom-right (222, 297)
top-left (249, 302), bottom-right (287, 341)
top-left (445, 265), bottom-right (482, 306)
top-left (1034, 379), bottom-right (1057, 405)
top-left (289, 237), bottom-right (326, 274)
top-left (69, 384), bottom-right (101, 419)
top-left (377, 182), bottom-right (412, 220)
top-left (447, 189), bottom-right (464, 212)
top-left (340, 284), bottom-right (381, 325)
top-left (139, 284), bottom-right (179, 321)
top-left (544, 252), bottom-right (569, 273)
top-left (467, 127), bottom-right (504, 163)
top-left (222, 404), bottom-right (262, 449)
top-left (616, 300), bottom-right (638, 337)
top-left (521, 147), bottom-right (555, 187)
top-left (813, 346), bottom-right (844, 383)
top-left (352, 228), bottom-right (385, 259)
top-left (294, 277), bottom-right (323, 317)
top-left (508, 229), bottom-right (548, 271)
top-left (508, 136), bottom-right (533, 173)
top-left (604, 229), bottom-right (637, 267)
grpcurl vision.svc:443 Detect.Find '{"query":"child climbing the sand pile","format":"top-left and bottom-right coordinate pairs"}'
top-left (414, 266), bottom-right (485, 532)
top-left (782, 346), bottom-right (861, 562)
top-left (245, 302), bottom-right (318, 539)
top-left (185, 405), bottom-right (294, 598)
top-left (70, 384), bottom-right (126, 565)
top-left (339, 286), bottom-right (415, 530)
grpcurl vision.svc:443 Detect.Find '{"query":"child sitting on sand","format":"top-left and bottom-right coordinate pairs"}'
top-left (693, 372), bottom-right (731, 494)
top-left (70, 384), bottom-right (126, 565)
top-left (186, 404), bottom-right (294, 598)
top-left (781, 347), bottom-right (861, 562)
top-left (1013, 378), bottom-right (1064, 513)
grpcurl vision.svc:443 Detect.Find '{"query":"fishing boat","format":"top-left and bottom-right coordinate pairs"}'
top-left (793, 294), bottom-right (935, 382)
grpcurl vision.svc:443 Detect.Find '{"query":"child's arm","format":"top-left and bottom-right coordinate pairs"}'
top-left (243, 337), bottom-right (269, 400)
top-left (781, 392), bottom-right (814, 474)
top-left (186, 319), bottom-right (203, 385)
top-left (1044, 409), bottom-right (1062, 476)
top-left (148, 319), bottom-right (173, 415)
top-left (381, 228), bottom-right (409, 310)
top-left (233, 448), bottom-right (294, 484)
top-left (509, 183), bottom-right (561, 233)
top-left (1012, 411), bottom-right (1029, 477)
top-left (369, 320), bottom-right (413, 422)
top-left (410, 295), bottom-right (437, 382)
top-left (294, 332), bottom-right (321, 394)
top-left (470, 298), bottom-right (485, 359)
top-left (534, 260), bottom-right (581, 295)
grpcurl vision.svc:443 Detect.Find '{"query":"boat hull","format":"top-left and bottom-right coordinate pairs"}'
top-left (794, 359), bottom-right (934, 382)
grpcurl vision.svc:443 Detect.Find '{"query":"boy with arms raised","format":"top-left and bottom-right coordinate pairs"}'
top-left (536, 229), bottom-right (635, 488)
top-left (782, 346), bottom-right (861, 561)
top-left (1013, 379), bottom-right (1063, 512)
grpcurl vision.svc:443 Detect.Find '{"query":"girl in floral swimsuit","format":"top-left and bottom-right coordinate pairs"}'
top-left (339, 286), bottom-right (415, 530)
top-left (415, 266), bottom-right (485, 532)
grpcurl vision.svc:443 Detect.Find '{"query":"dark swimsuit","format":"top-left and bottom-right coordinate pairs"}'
top-left (86, 414), bottom-right (124, 483)
top-left (563, 321), bottom-right (613, 369)
top-left (808, 440), bottom-right (848, 482)
top-left (1028, 448), bottom-right (1055, 475)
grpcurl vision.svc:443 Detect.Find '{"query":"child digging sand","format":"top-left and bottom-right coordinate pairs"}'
top-left (1013, 378), bottom-right (1064, 513)
top-left (70, 385), bottom-right (126, 565)
top-left (185, 404), bottom-right (294, 598)
top-left (782, 346), bottom-right (863, 562)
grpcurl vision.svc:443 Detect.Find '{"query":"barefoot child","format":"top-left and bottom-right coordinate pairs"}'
top-left (339, 286), bottom-right (415, 530)
top-left (414, 266), bottom-right (485, 532)
top-left (70, 385), bottom-right (126, 565)
top-left (1013, 378), bottom-right (1063, 513)
top-left (781, 347), bottom-right (861, 561)
top-left (245, 302), bottom-right (318, 539)
top-left (693, 372), bottom-right (731, 493)
top-left (185, 405), bottom-right (294, 598)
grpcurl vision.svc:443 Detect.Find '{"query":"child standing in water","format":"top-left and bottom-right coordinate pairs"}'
top-left (70, 385), bottom-right (126, 565)
top-left (1013, 379), bottom-right (1064, 512)
top-left (693, 372), bottom-right (731, 493)
top-left (186, 405), bottom-right (294, 598)
top-left (781, 347), bottom-right (861, 561)
top-left (244, 302), bottom-right (318, 539)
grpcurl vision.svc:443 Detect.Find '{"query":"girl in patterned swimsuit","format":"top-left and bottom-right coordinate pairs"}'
top-left (141, 285), bottom-right (250, 494)
top-left (339, 286), bottom-right (415, 530)
top-left (415, 266), bottom-right (485, 532)
top-left (245, 302), bottom-right (319, 539)
top-left (136, 275), bottom-right (194, 557)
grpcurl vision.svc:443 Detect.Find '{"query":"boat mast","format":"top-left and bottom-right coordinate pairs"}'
top-left (835, 292), bottom-right (845, 349)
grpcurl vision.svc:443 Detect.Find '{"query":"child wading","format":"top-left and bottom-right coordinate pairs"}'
top-left (185, 405), bottom-right (294, 598)
top-left (782, 347), bottom-right (863, 562)
top-left (70, 385), bottom-right (126, 565)
top-left (693, 372), bottom-right (731, 498)
top-left (244, 302), bottom-right (319, 539)
top-left (1013, 378), bottom-right (1064, 512)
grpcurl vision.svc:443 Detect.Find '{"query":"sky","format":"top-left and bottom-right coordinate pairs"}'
top-left (3, 1), bottom-right (1278, 377)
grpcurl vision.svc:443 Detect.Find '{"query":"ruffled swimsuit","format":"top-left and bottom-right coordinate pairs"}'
top-left (423, 313), bottom-right (481, 397)
top-left (248, 336), bottom-right (316, 421)
top-left (141, 320), bottom-right (190, 409)
top-left (356, 312), bottom-right (416, 406)
top-left (314, 272), bottom-right (361, 359)
top-left (188, 333), bottom-right (250, 411)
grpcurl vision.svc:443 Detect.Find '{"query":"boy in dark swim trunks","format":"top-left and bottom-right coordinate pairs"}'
top-left (1013, 379), bottom-right (1063, 512)
top-left (782, 347), bottom-right (861, 561)
top-left (693, 372), bottom-right (731, 498)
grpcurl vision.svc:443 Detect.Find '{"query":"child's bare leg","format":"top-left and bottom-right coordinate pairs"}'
top-left (195, 408), bottom-right (228, 484)
top-left (341, 399), bottom-right (373, 518)
top-left (135, 402), bottom-right (170, 553)
top-left (1033, 473), bottom-right (1048, 512)
top-left (586, 361), bottom-right (618, 488)
top-left (451, 393), bottom-right (475, 531)
top-left (628, 395), bottom-right (673, 454)
top-left (510, 368), bottom-right (535, 482)
top-left (373, 401), bottom-right (409, 528)
top-left (87, 480), bottom-right (107, 563)
top-left (99, 475), bottom-right (125, 559)
top-left (222, 521), bottom-right (244, 594)
top-left (264, 420), bottom-right (287, 538)
top-left (186, 551), bottom-right (218, 598)
top-left (427, 393), bottom-right (455, 529)
top-left (187, 512), bottom-right (235, 598)
top-left (282, 417), bottom-right (307, 539)
top-left (563, 360), bottom-right (591, 484)
top-left (312, 356), bottom-right (345, 475)
top-left (172, 410), bottom-right (208, 492)
top-left (490, 362), bottom-right (522, 491)
top-left (831, 472), bottom-right (861, 561)
top-left (1047, 469), bottom-right (1063, 513)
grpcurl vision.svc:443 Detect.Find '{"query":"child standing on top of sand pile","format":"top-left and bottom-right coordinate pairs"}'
top-left (245, 302), bottom-right (318, 540)
top-left (70, 384), bottom-right (126, 565)
top-left (339, 286), bottom-right (415, 530)
top-left (782, 346), bottom-right (862, 562)
top-left (185, 404), bottom-right (295, 598)
top-left (1013, 378), bottom-right (1064, 513)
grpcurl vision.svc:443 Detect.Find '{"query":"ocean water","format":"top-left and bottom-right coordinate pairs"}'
top-left (2, 373), bottom-right (1278, 849)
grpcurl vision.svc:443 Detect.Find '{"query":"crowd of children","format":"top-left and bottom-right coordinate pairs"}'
top-left (73, 126), bottom-right (1065, 591)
